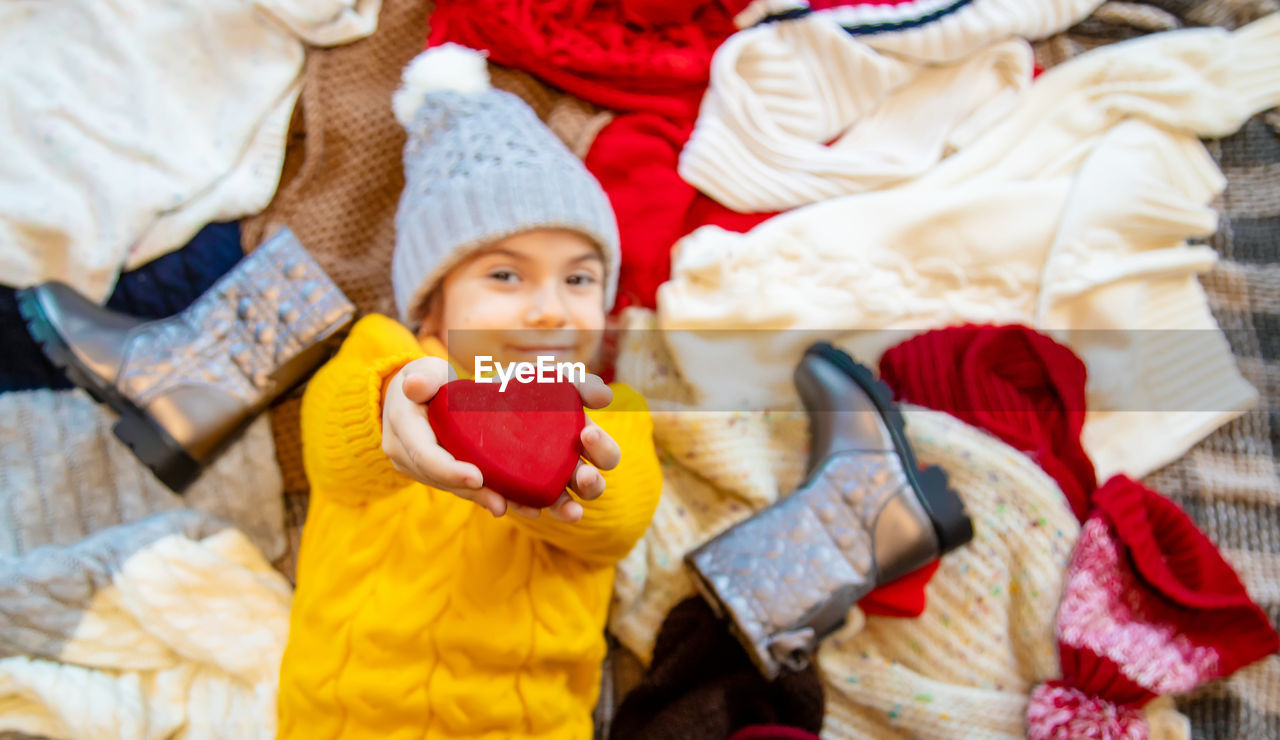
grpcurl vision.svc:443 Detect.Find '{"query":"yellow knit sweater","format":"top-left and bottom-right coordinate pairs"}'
top-left (277, 314), bottom-right (662, 739)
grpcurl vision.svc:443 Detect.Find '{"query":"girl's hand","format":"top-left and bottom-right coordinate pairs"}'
top-left (381, 357), bottom-right (620, 522)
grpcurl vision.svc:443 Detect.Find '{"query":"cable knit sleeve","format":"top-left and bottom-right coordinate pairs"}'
top-left (507, 384), bottom-right (663, 566)
top-left (300, 313), bottom-right (424, 506)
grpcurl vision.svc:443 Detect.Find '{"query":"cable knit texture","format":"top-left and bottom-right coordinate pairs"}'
top-left (658, 15), bottom-right (1280, 480)
top-left (0, 511), bottom-right (292, 739)
top-left (277, 314), bottom-right (662, 739)
top-left (0, 0), bottom-right (380, 302)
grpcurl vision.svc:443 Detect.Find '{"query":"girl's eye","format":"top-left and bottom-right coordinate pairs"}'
top-left (488, 270), bottom-right (519, 283)
top-left (567, 272), bottom-right (598, 286)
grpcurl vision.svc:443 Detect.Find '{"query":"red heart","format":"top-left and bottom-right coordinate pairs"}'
top-left (427, 379), bottom-right (586, 508)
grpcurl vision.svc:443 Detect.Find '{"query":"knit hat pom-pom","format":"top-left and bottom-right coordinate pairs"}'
top-left (1027, 684), bottom-right (1147, 740)
top-left (392, 43), bottom-right (491, 128)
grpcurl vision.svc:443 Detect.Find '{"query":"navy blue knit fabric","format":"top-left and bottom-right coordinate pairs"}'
top-left (0, 221), bottom-right (244, 392)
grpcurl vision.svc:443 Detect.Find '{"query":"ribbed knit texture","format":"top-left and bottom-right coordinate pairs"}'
top-left (393, 82), bottom-right (620, 325)
top-left (429, 0), bottom-right (750, 311)
top-left (428, 0), bottom-right (740, 119)
top-left (0, 388), bottom-right (285, 562)
top-left (873, 326), bottom-right (1276, 736)
top-left (680, 12), bottom-right (1036, 211)
top-left (277, 314), bottom-right (662, 739)
top-left (814, 0), bottom-right (1100, 50)
top-left (610, 308), bottom-right (1191, 738)
top-left (0, 0), bottom-right (378, 302)
top-left (658, 15), bottom-right (1280, 481)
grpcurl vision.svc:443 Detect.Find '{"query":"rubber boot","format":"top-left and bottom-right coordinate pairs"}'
top-left (686, 342), bottom-right (973, 678)
top-left (18, 228), bottom-right (355, 492)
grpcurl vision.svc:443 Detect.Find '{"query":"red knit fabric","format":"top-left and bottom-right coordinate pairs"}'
top-left (430, 1), bottom-right (941, 611)
top-left (1026, 476), bottom-right (1279, 738)
top-left (728, 724), bottom-right (824, 740)
top-left (585, 113), bottom-right (775, 310)
top-left (428, 0), bottom-right (738, 119)
top-left (1091, 476), bottom-right (1280, 676)
top-left (879, 325), bottom-right (1096, 521)
top-left (860, 560), bottom-right (939, 617)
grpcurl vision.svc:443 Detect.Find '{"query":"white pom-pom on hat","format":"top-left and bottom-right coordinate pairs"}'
top-left (392, 43), bottom-right (491, 128)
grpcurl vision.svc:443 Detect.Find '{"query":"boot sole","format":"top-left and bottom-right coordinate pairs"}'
top-left (17, 288), bottom-right (202, 492)
top-left (806, 343), bottom-right (974, 554)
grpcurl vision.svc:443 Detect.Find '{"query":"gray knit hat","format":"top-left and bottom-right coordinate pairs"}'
top-left (390, 44), bottom-right (620, 327)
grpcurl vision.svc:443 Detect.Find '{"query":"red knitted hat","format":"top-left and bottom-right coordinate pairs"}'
top-left (1027, 476), bottom-right (1279, 739)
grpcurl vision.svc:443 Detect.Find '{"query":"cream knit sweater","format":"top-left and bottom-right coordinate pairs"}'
top-left (0, 0), bottom-right (379, 302)
top-left (680, 10), bottom-right (1046, 211)
top-left (685, 0), bottom-right (1105, 212)
top-left (658, 15), bottom-right (1280, 481)
top-left (0, 513), bottom-right (291, 739)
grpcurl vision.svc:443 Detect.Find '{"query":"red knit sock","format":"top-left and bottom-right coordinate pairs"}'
top-left (859, 561), bottom-right (940, 617)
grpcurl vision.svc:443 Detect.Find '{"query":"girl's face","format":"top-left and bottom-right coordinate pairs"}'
top-left (418, 228), bottom-right (607, 372)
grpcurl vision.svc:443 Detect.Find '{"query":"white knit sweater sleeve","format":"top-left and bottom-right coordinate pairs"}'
top-left (927, 13), bottom-right (1280, 188)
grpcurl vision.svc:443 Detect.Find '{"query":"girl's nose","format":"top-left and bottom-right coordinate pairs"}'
top-left (524, 282), bottom-right (568, 328)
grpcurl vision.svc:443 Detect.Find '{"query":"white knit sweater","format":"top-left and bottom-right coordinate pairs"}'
top-left (0, 0), bottom-right (379, 302)
top-left (683, 0), bottom-right (1103, 211)
top-left (0, 514), bottom-right (291, 739)
top-left (658, 15), bottom-right (1280, 480)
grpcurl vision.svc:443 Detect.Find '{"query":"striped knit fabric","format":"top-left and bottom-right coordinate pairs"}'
top-left (681, 0), bottom-right (1103, 212)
